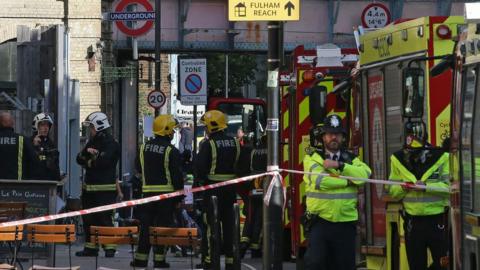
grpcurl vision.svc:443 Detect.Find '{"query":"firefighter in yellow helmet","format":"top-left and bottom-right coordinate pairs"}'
top-left (387, 121), bottom-right (450, 269)
top-left (130, 115), bottom-right (184, 269)
top-left (303, 114), bottom-right (371, 270)
top-left (194, 110), bottom-right (241, 270)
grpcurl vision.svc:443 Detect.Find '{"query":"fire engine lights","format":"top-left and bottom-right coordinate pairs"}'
top-left (302, 70), bottom-right (325, 82)
top-left (436, 25), bottom-right (452, 39)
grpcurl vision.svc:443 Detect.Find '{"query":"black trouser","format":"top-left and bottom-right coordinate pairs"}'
top-left (135, 197), bottom-right (175, 263)
top-left (81, 191), bottom-right (116, 251)
top-left (241, 193), bottom-right (263, 250)
top-left (304, 217), bottom-right (356, 270)
top-left (404, 213), bottom-right (448, 270)
top-left (201, 185), bottom-right (236, 266)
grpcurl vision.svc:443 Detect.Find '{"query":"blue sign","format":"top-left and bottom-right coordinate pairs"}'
top-left (185, 74), bottom-right (203, 94)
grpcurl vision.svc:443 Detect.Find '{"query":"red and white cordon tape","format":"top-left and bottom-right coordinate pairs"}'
top-left (0, 168), bottom-right (454, 228)
top-left (0, 172), bottom-right (276, 228)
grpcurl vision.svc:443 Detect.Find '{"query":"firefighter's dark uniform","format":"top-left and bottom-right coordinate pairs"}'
top-left (76, 131), bottom-right (120, 256)
top-left (0, 127), bottom-right (37, 180)
top-left (388, 147), bottom-right (450, 270)
top-left (32, 136), bottom-right (60, 181)
top-left (236, 139), bottom-right (267, 258)
top-left (132, 136), bottom-right (184, 267)
top-left (195, 131), bottom-right (240, 268)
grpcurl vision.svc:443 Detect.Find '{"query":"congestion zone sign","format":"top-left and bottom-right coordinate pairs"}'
top-left (110, 0), bottom-right (155, 36)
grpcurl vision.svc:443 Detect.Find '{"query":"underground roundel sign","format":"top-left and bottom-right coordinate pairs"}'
top-left (115, 0), bottom-right (154, 36)
top-left (361, 3), bottom-right (391, 29)
top-left (147, 90), bottom-right (166, 109)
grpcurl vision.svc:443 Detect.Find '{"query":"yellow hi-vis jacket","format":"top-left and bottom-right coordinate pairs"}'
top-left (388, 151), bottom-right (450, 216)
top-left (303, 150), bottom-right (371, 222)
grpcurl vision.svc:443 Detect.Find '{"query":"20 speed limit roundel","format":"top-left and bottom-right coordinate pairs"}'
top-left (147, 90), bottom-right (166, 109)
top-left (115, 0), bottom-right (154, 36)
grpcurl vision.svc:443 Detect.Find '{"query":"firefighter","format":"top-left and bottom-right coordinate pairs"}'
top-left (76, 112), bottom-right (120, 258)
top-left (31, 113), bottom-right (60, 181)
top-left (194, 110), bottom-right (241, 270)
top-left (303, 114), bottom-right (371, 270)
top-left (130, 115), bottom-right (184, 269)
top-left (387, 122), bottom-right (450, 270)
top-left (0, 112), bottom-right (37, 180)
top-left (235, 135), bottom-right (266, 259)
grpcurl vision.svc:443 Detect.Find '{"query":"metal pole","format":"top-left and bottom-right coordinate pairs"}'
top-left (154, 0), bottom-right (161, 116)
top-left (263, 21), bottom-right (283, 270)
top-left (193, 105), bottom-right (197, 158)
top-left (225, 54), bottom-right (229, 98)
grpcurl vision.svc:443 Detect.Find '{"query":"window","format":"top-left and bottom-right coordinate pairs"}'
top-left (461, 67), bottom-right (476, 211)
top-left (217, 103), bottom-right (266, 146)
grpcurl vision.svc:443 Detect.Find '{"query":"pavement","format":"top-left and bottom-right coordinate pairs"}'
top-left (10, 243), bottom-right (297, 270)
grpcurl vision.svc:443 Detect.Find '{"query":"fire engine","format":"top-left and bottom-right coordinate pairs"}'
top-left (343, 16), bottom-right (465, 269)
top-left (430, 19), bottom-right (480, 269)
top-left (280, 45), bottom-right (358, 261)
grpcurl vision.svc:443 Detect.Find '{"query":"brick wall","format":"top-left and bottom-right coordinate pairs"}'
top-left (0, 0), bottom-right (104, 122)
top-left (138, 54), bottom-right (172, 117)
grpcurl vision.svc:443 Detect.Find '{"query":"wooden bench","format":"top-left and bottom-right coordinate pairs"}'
top-left (149, 227), bottom-right (200, 270)
top-left (25, 224), bottom-right (77, 270)
top-left (89, 226), bottom-right (138, 270)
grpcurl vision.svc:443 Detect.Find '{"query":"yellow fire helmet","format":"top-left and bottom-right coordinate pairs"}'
top-left (201, 110), bottom-right (227, 134)
top-left (153, 114), bottom-right (179, 136)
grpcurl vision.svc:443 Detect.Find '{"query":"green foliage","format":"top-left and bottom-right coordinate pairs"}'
top-left (206, 54), bottom-right (258, 97)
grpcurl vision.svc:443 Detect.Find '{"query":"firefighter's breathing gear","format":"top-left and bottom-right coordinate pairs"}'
top-left (200, 110), bottom-right (227, 134)
top-left (83, 111), bottom-right (111, 132)
top-left (32, 113), bottom-right (53, 133)
top-left (153, 115), bottom-right (179, 137)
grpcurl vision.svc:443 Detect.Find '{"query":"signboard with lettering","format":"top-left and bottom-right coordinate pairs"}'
top-left (228, 0), bottom-right (300, 21)
top-left (0, 180), bottom-right (57, 257)
top-left (179, 58), bottom-right (208, 106)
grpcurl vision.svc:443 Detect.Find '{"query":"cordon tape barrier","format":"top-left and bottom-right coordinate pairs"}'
top-left (0, 169), bottom-right (454, 228)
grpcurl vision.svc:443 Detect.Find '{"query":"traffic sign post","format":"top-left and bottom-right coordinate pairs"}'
top-left (228, 0), bottom-right (300, 21)
top-left (147, 90), bottom-right (166, 109)
top-left (179, 58), bottom-right (208, 106)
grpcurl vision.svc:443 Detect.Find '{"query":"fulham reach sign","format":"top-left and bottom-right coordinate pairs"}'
top-left (228, 0), bottom-right (300, 21)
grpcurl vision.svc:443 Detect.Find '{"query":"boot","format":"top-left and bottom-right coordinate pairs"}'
top-left (153, 260), bottom-right (170, 269)
top-left (75, 248), bottom-right (98, 257)
top-left (104, 249), bottom-right (116, 258)
top-left (130, 259), bottom-right (148, 268)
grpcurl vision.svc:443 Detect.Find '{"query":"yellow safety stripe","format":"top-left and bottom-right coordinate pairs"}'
top-left (234, 138), bottom-right (240, 164)
top-left (17, 136), bottom-right (23, 181)
top-left (241, 236), bottom-right (250, 243)
top-left (250, 149), bottom-right (256, 172)
top-left (143, 186), bottom-right (174, 192)
top-left (84, 184), bottom-right (116, 192)
top-left (140, 144), bottom-right (146, 185)
top-left (225, 257), bottom-right (234, 264)
top-left (103, 244), bottom-right (116, 249)
top-left (306, 192), bottom-right (357, 200)
top-left (135, 252), bottom-right (148, 260)
top-left (164, 146), bottom-right (172, 187)
top-left (207, 174), bottom-right (235, 181)
top-left (154, 253), bottom-right (166, 261)
top-left (209, 140), bottom-right (217, 175)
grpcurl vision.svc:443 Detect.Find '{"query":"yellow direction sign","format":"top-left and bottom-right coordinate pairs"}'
top-left (228, 0), bottom-right (300, 21)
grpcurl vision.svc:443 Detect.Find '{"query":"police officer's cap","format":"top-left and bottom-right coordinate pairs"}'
top-left (319, 114), bottom-right (345, 135)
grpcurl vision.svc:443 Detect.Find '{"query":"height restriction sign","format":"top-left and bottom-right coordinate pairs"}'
top-left (179, 58), bottom-right (207, 105)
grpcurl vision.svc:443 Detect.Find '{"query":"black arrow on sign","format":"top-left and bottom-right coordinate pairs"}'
top-left (284, 1), bottom-right (295, 16)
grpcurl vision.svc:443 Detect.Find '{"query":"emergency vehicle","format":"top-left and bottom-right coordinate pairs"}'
top-left (279, 45), bottom-right (358, 260)
top-left (430, 20), bottom-right (480, 270)
top-left (347, 16), bottom-right (465, 269)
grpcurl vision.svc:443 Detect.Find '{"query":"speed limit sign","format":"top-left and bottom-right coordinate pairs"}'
top-left (147, 90), bottom-right (166, 109)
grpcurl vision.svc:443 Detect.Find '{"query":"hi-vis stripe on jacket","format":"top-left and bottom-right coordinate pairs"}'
top-left (388, 151), bottom-right (450, 216)
top-left (303, 151), bottom-right (371, 222)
